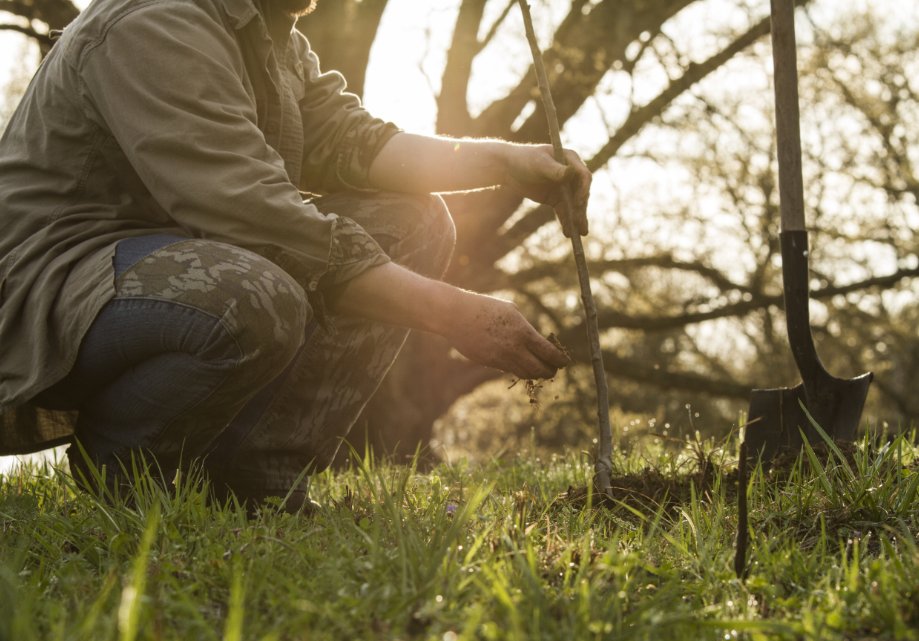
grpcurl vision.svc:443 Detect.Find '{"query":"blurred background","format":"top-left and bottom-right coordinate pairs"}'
top-left (1, 0), bottom-right (916, 468)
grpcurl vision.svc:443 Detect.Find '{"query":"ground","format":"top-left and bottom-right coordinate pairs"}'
top-left (1, 432), bottom-right (917, 641)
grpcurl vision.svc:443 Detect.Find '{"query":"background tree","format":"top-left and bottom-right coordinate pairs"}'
top-left (0, 0), bottom-right (76, 53)
top-left (2, 0), bottom-right (916, 462)
top-left (309, 0), bottom-right (918, 460)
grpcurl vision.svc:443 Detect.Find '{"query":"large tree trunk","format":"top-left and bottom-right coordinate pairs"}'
top-left (296, 0), bottom-right (388, 98)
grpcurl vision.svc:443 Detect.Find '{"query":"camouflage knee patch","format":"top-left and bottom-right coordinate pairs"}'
top-left (115, 239), bottom-right (311, 356)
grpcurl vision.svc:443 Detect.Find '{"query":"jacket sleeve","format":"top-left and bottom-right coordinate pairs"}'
top-left (293, 33), bottom-right (401, 193)
top-left (78, 3), bottom-right (389, 293)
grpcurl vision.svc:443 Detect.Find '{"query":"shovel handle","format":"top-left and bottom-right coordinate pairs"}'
top-left (770, 0), bottom-right (806, 232)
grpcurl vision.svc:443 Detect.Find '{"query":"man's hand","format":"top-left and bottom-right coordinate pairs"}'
top-left (441, 290), bottom-right (570, 380)
top-left (332, 263), bottom-right (568, 379)
top-left (502, 143), bottom-right (591, 237)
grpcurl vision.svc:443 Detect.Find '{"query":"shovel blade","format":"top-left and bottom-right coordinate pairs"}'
top-left (746, 371), bottom-right (872, 462)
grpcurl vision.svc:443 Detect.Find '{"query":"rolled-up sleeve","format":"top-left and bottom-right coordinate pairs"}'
top-left (321, 216), bottom-right (391, 287)
top-left (78, 3), bottom-right (390, 292)
top-left (294, 34), bottom-right (401, 193)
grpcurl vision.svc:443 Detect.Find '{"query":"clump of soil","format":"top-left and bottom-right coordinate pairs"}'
top-left (557, 441), bottom-right (864, 513)
top-left (507, 378), bottom-right (546, 406)
top-left (558, 463), bottom-right (716, 514)
top-left (508, 333), bottom-right (571, 407)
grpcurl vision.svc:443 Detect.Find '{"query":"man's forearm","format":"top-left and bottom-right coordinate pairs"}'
top-left (367, 133), bottom-right (510, 194)
top-left (366, 132), bottom-right (592, 236)
top-left (330, 262), bottom-right (461, 335)
top-left (329, 262), bottom-right (568, 379)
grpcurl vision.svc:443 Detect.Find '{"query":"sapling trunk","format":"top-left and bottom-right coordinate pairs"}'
top-left (516, 0), bottom-right (613, 495)
top-left (734, 441), bottom-right (750, 580)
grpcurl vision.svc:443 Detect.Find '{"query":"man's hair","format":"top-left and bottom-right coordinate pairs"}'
top-left (296, 0), bottom-right (318, 16)
top-left (277, 0), bottom-right (317, 17)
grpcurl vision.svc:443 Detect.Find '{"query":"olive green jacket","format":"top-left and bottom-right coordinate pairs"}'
top-left (0, 0), bottom-right (398, 453)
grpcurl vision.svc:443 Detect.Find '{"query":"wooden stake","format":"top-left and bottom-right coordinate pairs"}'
top-left (516, 0), bottom-right (613, 494)
top-left (734, 441), bottom-right (750, 580)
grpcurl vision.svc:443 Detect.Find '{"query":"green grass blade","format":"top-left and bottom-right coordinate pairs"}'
top-left (118, 505), bottom-right (159, 641)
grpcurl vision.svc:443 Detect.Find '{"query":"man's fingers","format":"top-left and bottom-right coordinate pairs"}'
top-left (576, 170), bottom-right (590, 236)
top-left (510, 351), bottom-right (556, 380)
top-left (563, 150), bottom-right (591, 236)
top-left (559, 205), bottom-right (573, 238)
top-left (577, 198), bottom-right (589, 236)
top-left (509, 324), bottom-right (567, 379)
top-left (527, 331), bottom-right (569, 369)
top-left (457, 294), bottom-right (568, 379)
top-left (535, 151), bottom-right (568, 183)
top-left (526, 146), bottom-right (590, 237)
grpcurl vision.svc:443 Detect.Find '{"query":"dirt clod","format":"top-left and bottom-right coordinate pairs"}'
top-left (557, 466), bottom-right (715, 514)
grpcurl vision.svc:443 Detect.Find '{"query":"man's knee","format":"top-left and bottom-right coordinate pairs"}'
top-left (116, 239), bottom-right (311, 375)
top-left (426, 194), bottom-right (456, 255)
top-left (404, 194), bottom-right (456, 278)
top-left (213, 251), bottom-right (311, 374)
top-left (316, 191), bottom-right (456, 277)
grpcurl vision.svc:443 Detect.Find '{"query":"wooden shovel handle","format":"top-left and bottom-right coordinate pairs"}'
top-left (770, 0), bottom-right (806, 232)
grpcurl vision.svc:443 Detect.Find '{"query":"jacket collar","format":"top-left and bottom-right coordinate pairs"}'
top-left (220, 0), bottom-right (295, 50)
top-left (220, 0), bottom-right (263, 30)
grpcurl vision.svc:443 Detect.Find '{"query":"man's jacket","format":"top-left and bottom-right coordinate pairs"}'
top-left (0, 0), bottom-right (398, 453)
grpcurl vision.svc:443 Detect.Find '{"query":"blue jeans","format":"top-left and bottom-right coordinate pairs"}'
top-left (39, 192), bottom-right (455, 507)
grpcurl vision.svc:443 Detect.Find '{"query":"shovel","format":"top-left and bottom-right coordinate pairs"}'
top-left (745, 0), bottom-right (872, 461)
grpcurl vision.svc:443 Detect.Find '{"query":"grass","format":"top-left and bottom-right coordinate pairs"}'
top-left (1, 431), bottom-right (917, 641)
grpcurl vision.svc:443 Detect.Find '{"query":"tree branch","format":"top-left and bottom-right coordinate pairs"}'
top-left (474, 203), bottom-right (555, 268)
top-left (563, 262), bottom-right (919, 334)
top-left (436, 0), bottom-right (488, 134)
top-left (587, 13), bottom-right (772, 172)
top-left (511, 0), bottom-right (693, 143)
top-left (0, 23), bottom-right (53, 46)
top-left (0, 0), bottom-right (79, 28)
top-left (0, 1), bottom-right (33, 18)
top-left (602, 350), bottom-right (753, 399)
top-left (472, 0), bottom-right (594, 137)
top-left (478, 12), bottom-right (779, 266)
top-left (503, 255), bottom-right (750, 293)
top-left (476, 0), bottom-right (515, 53)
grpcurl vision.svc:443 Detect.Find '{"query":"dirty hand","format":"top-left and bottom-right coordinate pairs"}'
top-left (442, 290), bottom-right (569, 379)
top-left (502, 143), bottom-right (591, 237)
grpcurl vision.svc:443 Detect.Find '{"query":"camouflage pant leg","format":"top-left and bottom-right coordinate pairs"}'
top-left (66, 238), bottom-right (310, 480)
top-left (205, 192), bottom-right (456, 495)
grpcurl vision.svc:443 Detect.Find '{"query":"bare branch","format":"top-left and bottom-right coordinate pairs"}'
top-left (437, 0), bottom-right (488, 134)
top-left (476, 0), bottom-right (515, 53)
top-left (504, 255), bottom-right (750, 293)
top-left (587, 13), bottom-right (772, 172)
top-left (478, 203), bottom-right (555, 267)
top-left (472, 0), bottom-right (611, 138)
top-left (0, 23), bottom-right (53, 46)
top-left (0, 1), bottom-right (34, 18)
top-left (0, 0), bottom-right (79, 28)
top-left (567, 262), bottom-right (919, 333)
top-left (601, 350), bottom-right (753, 399)
top-left (479, 12), bottom-right (780, 265)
